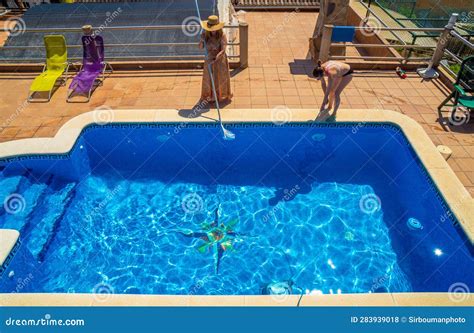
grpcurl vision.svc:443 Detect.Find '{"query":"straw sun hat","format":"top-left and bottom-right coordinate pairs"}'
top-left (201, 15), bottom-right (224, 32)
top-left (82, 25), bottom-right (93, 35)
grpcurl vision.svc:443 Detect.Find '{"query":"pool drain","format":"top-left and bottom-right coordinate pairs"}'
top-left (311, 133), bottom-right (326, 142)
top-left (344, 231), bottom-right (354, 241)
top-left (263, 281), bottom-right (293, 296)
top-left (407, 218), bottom-right (423, 230)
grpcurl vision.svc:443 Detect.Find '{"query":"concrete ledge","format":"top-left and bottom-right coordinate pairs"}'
top-left (0, 292), bottom-right (471, 307)
top-left (0, 108), bottom-right (472, 306)
top-left (0, 229), bottom-right (19, 267)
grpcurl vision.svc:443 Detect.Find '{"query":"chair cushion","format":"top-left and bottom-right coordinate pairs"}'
top-left (459, 95), bottom-right (474, 109)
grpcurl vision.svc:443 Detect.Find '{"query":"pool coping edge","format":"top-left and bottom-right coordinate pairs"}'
top-left (0, 292), bottom-right (472, 306)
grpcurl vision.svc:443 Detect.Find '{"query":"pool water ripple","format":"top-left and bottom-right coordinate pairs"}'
top-left (33, 177), bottom-right (412, 295)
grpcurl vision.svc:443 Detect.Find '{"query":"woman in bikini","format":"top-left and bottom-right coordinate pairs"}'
top-left (313, 60), bottom-right (354, 113)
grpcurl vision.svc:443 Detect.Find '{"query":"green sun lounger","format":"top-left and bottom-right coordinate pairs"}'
top-left (438, 56), bottom-right (474, 124)
top-left (28, 35), bottom-right (70, 102)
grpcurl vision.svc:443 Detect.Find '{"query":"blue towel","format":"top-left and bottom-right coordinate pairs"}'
top-left (331, 26), bottom-right (355, 42)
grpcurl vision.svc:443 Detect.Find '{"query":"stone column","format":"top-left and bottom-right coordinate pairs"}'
top-left (310, 0), bottom-right (350, 61)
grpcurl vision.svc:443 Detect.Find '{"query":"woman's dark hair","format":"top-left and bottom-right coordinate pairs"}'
top-left (312, 59), bottom-right (324, 78)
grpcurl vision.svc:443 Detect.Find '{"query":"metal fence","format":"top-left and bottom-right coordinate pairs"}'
top-left (318, 12), bottom-right (473, 78)
top-left (441, 30), bottom-right (474, 77)
top-left (0, 23), bottom-right (249, 67)
top-left (359, 0), bottom-right (474, 49)
top-left (319, 25), bottom-right (443, 63)
top-left (232, 0), bottom-right (319, 10)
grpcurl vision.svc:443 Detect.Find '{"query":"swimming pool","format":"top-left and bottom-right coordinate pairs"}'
top-left (0, 122), bottom-right (472, 296)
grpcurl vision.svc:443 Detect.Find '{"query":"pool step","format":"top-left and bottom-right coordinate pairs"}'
top-left (0, 172), bottom-right (24, 218)
top-left (26, 181), bottom-right (77, 260)
top-left (0, 176), bottom-right (49, 231)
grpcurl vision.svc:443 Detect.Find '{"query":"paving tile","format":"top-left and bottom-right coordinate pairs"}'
top-left (465, 172), bottom-right (474, 184)
top-left (464, 146), bottom-right (474, 159)
top-left (455, 158), bottom-right (474, 172)
top-left (457, 172), bottom-right (473, 187)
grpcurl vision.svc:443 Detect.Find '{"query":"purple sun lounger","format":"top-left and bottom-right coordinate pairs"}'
top-left (67, 35), bottom-right (112, 102)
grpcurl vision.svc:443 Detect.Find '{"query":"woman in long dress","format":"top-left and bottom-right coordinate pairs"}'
top-left (199, 15), bottom-right (232, 103)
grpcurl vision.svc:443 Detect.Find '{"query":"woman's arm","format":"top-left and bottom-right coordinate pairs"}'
top-left (216, 33), bottom-right (228, 59)
top-left (199, 32), bottom-right (205, 49)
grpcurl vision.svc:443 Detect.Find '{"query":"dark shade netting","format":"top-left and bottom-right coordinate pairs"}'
top-left (0, 1), bottom-right (216, 62)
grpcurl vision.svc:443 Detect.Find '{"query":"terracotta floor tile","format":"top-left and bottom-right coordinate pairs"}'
top-left (282, 88), bottom-right (299, 96)
top-left (299, 96), bottom-right (317, 105)
top-left (447, 159), bottom-right (461, 172)
top-left (267, 88), bottom-right (283, 96)
top-left (268, 97), bottom-right (286, 106)
top-left (283, 96), bottom-right (301, 104)
top-left (344, 89), bottom-right (361, 97)
top-left (463, 145), bottom-right (474, 159)
top-left (298, 88), bottom-right (314, 96)
top-left (251, 88), bottom-right (267, 97)
top-left (251, 96), bottom-right (268, 105)
top-left (33, 127), bottom-right (58, 138)
top-left (0, 127), bottom-right (20, 137)
top-left (14, 127), bottom-right (40, 138)
top-left (455, 158), bottom-right (474, 172)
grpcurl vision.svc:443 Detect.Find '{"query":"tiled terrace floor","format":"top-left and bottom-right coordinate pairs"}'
top-left (0, 11), bottom-right (473, 196)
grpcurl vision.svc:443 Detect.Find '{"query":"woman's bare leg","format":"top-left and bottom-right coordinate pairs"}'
top-left (328, 78), bottom-right (342, 110)
top-left (333, 75), bottom-right (353, 113)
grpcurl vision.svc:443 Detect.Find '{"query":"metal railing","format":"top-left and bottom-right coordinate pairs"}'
top-left (232, 0), bottom-right (319, 10)
top-left (440, 30), bottom-right (474, 77)
top-left (318, 12), bottom-right (473, 81)
top-left (359, 0), bottom-right (406, 46)
top-left (318, 24), bottom-right (443, 63)
top-left (0, 23), bottom-right (250, 68)
top-left (360, 0), bottom-right (474, 40)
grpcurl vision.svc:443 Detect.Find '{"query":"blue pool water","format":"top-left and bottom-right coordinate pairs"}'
top-left (0, 123), bottom-right (472, 295)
